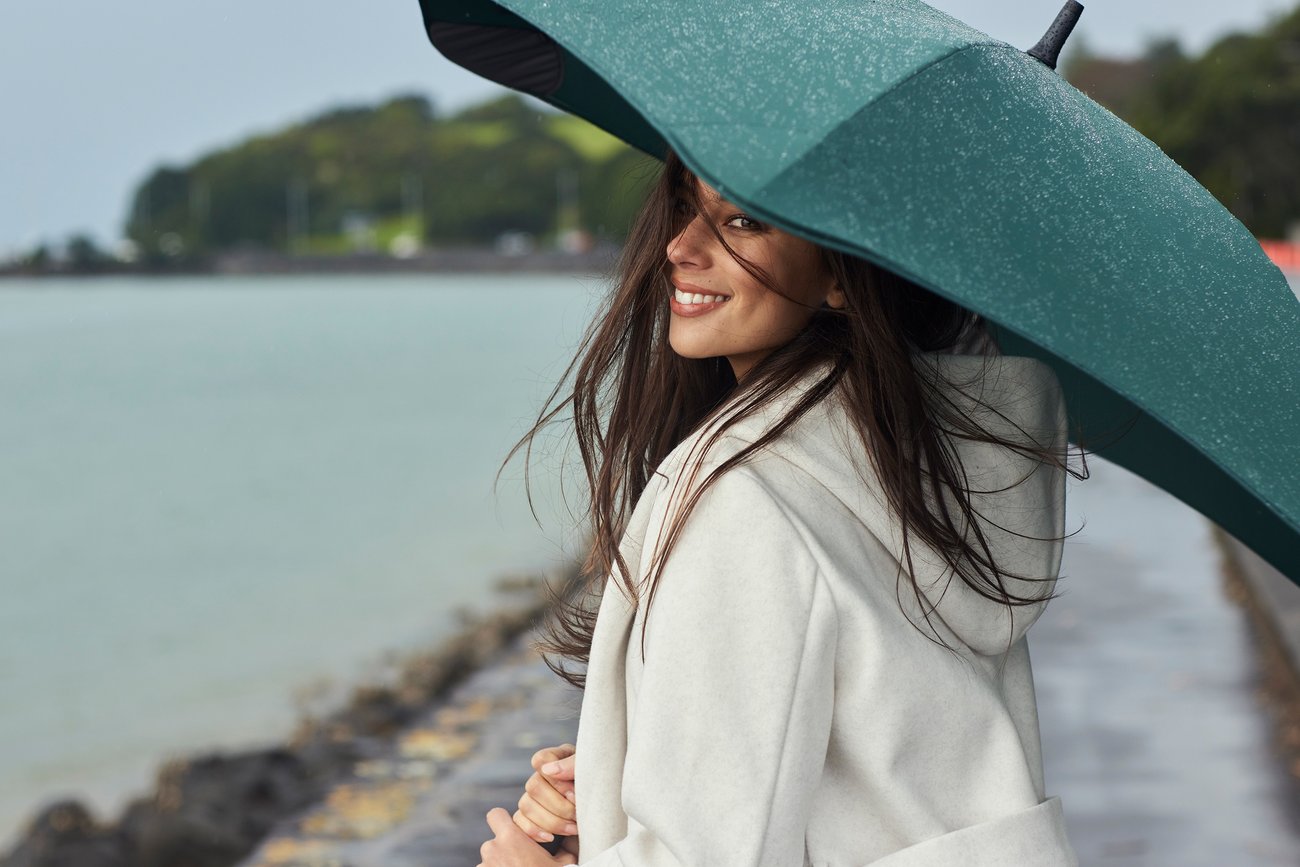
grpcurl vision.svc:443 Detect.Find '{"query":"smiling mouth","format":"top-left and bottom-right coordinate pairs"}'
top-left (672, 287), bottom-right (730, 305)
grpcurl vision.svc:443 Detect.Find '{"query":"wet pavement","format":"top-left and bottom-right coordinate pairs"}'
top-left (238, 457), bottom-right (1300, 867)
top-left (238, 638), bottom-right (580, 867)
top-left (1034, 457), bottom-right (1300, 865)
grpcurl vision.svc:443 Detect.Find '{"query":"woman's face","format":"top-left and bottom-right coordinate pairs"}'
top-left (666, 177), bottom-right (844, 380)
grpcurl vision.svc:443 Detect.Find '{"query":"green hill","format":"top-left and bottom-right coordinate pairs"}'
top-left (125, 93), bottom-right (657, 259)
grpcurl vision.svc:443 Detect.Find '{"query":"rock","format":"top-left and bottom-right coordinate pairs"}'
top-left (0, 801), bottom-right (127, 867)
top-left (118, 750), bottom-right (329, 867)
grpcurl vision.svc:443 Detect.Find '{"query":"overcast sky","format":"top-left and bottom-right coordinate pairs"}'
top-left (3, 0), bottom-right (1294, 255)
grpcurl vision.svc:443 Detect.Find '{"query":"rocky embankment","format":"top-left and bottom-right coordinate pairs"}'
top-left (11, 526), bottom-right (1297, 867)
top-left (0, 568), bottom-right (581, 867)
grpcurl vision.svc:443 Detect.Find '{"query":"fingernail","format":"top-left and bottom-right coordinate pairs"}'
top-left (543, 762), bottom-right (561, 774)
top-left (539, 831), bottom-right (554, 842)
top-left (565, 790), bottom-right (576, 803)
top-left (564, 823), bottom-right (578, 835)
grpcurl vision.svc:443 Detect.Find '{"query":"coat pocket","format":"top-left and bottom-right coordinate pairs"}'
top-left (864, 796), bottom-right (1077, 867)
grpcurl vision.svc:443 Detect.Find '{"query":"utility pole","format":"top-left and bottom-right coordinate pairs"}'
top-left (402, 172), bottom-right (424, 239)
top-left (287, 177), bottom-right (309, 254)
top-left (137, 187), bottom-right (151, 237)
top-left (189, 179), bottom-right (210, 247)
top-left (556, 168), bottom-right (579, 235)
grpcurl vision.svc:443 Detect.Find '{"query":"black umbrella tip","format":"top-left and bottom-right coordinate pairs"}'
top-left (1027, 1), bottom-right (1085, 71)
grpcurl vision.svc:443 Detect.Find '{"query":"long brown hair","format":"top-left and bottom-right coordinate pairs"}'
top-left (509, 150), bottom-right (1088, 689)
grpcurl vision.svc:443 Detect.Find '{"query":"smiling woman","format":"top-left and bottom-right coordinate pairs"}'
top-left (665, 178), bottom-right (844, 380)
top-left (478, 149), bottom-right (1086, 867)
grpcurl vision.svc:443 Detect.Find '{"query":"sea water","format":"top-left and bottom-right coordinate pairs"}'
top-left (0, 273), bottom-right (601, 847)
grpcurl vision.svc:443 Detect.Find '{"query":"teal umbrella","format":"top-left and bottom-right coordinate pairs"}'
top-left (419, 0), bottom-right (1300, 587)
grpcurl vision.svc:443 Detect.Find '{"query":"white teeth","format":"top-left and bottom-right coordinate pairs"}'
top-left (674, 288), bottom-right (729, 305)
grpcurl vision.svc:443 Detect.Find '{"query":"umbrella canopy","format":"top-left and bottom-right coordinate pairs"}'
top-left (419, 0), bottom-right (1300, 587)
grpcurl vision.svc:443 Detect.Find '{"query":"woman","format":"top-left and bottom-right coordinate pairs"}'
top-left (478, 150), bottom-right (1085, 866)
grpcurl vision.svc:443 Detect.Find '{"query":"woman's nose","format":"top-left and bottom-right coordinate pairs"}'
top-left (666, 217), bottom-right (709, 268)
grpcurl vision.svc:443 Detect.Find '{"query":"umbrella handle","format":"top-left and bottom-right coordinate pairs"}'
top-left (1027, 1), bottom-right (1085, 71)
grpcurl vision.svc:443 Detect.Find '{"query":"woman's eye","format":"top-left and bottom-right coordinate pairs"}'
top-left (725, 214), bottom-right (763, 230)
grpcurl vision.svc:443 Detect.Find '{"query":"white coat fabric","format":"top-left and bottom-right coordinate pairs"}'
top-left (571, 348), bottom-right (1077, 866)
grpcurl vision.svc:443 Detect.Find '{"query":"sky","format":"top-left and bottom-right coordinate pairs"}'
top-left (3, 0), bottom-right (1295, 256)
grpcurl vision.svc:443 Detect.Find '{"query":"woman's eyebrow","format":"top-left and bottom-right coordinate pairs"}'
top-left (680, 182), bottom-right (733, 210)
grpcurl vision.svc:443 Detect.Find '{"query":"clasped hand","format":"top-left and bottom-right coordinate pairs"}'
top-left (478, 744), bottom-right (580, 867)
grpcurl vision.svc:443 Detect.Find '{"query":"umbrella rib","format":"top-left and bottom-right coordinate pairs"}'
top-left (857, 41), bottom-right (1004, 123)
top-left (663, 41), bottom-right (1011, 237)
top-left (679, 40), bottom-right (1007, 193)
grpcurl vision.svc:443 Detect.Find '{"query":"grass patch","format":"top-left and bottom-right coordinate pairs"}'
top-left (545, 115), bottom-right (627, 161)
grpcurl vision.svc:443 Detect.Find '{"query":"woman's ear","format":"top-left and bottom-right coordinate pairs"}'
top-left (824, 281), bottom-right (846, 310)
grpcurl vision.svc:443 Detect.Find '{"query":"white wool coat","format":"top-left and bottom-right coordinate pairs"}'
top-left (571, 350), bottom-right (1078, 866)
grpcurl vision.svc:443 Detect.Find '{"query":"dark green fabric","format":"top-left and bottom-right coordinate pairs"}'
top-left (419, 0), bottom-right (1300, 586)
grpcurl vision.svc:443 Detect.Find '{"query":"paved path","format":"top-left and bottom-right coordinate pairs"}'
top-left (239, 638), bottom-right (580, 867)
top-left (240, 458), bottom-right (1300, 867)
top-left (1034, 457), bottom-right (1300, 866)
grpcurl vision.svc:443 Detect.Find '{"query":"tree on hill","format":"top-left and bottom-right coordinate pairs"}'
top-left (1065, 9), bottom-right (1300, 239)
top-left (66, 234), bottom-right (111, 272)
top-left (1061, 34), bottom-right (1160, 119)
top-left (1125, 11), bottom-right (1300, 238)
top-left (123, 92), bottom-right (655, 257)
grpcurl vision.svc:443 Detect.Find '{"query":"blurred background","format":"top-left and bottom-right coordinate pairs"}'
top-left (2, 2), bottom-right (1300, 865)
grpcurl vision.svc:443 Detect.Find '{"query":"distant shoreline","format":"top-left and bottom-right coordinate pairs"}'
top-left (7, 241), bottom-right (1298, 280)
top-left (0, 246), bottom-right (621, 280)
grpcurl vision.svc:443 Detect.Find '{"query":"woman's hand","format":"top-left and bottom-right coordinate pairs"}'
top-left (512, 744), bottom-right (579, 844)
top-left (479, 807), bottom-right (577, 867)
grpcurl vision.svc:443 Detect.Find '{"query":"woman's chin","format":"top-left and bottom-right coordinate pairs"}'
top-left (667, 333), bottom-right (721, 361)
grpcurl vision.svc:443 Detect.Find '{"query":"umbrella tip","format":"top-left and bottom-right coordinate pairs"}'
top-left (1027, 0), bottom-right (1085, 71)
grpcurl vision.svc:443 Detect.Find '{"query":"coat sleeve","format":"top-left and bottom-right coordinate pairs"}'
top-left (580, 466), bottom-right (839, 867)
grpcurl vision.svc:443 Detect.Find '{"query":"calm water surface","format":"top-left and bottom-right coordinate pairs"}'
top-left (0, 273), bottom-right (599, 845)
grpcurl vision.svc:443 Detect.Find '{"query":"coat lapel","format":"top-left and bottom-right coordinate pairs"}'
top-left (572, 377), bottom-right (816, 859)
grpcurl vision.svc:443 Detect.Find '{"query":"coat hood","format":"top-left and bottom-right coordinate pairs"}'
top-left (703, 350), bottom-right (1069, 657)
